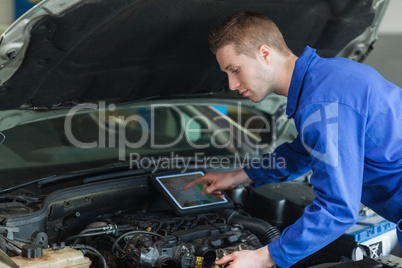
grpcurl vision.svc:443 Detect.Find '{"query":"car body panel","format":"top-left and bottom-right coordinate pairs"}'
top-left (0, 0), bottom-right (389, 110)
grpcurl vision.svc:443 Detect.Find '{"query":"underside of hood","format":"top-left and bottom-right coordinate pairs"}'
top-left (0, 0), bottom-right (388, 110)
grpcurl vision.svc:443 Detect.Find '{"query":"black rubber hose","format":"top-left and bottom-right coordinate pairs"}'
top-left (220, 209), bottom-right (281, 245)
top-left (156, 256), bottom-right (179, 268)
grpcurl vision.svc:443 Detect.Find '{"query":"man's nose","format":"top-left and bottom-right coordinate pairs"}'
top-left (228, 76), bottom-right (240, 91)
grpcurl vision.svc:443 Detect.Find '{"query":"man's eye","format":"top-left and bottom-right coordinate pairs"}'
top-left (231, 69), bottom-right (239, 74)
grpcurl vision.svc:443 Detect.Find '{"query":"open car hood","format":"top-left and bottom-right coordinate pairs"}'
top-left (0, 0), bottom-right (389, 110)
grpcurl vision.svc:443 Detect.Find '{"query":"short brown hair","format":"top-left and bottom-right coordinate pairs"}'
top-left (209, 12), bottom-right (292, 58)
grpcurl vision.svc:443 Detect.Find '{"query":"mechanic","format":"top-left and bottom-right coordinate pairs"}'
top-left (184, 11), bottom-right (402, 268)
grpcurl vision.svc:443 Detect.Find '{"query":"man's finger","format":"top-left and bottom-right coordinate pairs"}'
top-left (183, 176), bottom-right (206, 190)
top-left (202, 183), bottom-right (220, 196)
top-left (208, 190), bottom-right (224, 199)
top-left (215, 253), bottom-right (236, 265)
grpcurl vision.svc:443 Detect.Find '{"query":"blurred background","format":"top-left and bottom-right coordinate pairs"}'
top-left (362, 0), bottom-right (402, 87)
top-left (0, 0), bottom-right (401, 87)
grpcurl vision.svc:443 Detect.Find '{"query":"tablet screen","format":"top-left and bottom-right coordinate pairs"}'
top-left (154, 171), bottom-right (230, 211)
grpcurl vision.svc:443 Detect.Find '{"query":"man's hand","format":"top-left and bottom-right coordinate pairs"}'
top-left (183, 169), bottom-right (253, 199)
top-left (215, 246), bottom-right (276, 268)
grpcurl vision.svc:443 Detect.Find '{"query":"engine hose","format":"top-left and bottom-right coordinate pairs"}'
top-left (220, 209), bottom-right (281, 245)
top-left (156, 256), bottom-right (178, 268)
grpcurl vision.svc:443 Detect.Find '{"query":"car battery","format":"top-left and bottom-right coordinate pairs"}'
top-left (248, 181), bottom-right (315, 230)
top-left (344, 212), bottom-right (399, 258)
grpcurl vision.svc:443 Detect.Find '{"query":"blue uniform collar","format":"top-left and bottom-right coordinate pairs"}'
top-left (286, 46), bottom-right (317, 118)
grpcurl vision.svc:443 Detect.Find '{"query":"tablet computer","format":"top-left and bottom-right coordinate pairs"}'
top-left (150, 171), bottom-right (233, 215)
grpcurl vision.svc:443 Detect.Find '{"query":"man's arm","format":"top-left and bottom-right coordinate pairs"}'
top-left (216, 246), bottom-right (276, 268)
top-left (183, 169), bottom-right (253, 198)
top-left (183, 137), bottom-right (312, 197)
top-left (243, 136), bottom-right (313, 187)
top-left (268, 103), bottom-right (365, 267)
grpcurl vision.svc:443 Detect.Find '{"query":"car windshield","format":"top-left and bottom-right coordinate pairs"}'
top-left (0, 103), bottom-right (266, 190)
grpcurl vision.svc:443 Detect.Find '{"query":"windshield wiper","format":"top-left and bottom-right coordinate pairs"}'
top-left (0, 161), bottom-right (137, 193)
top-left (36, 161), bottom-right (144, 187)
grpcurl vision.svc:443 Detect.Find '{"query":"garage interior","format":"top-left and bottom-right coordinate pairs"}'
top-left (0, 0), bottom-right (401, 266)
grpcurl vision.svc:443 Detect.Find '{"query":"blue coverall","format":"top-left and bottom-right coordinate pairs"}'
top-left (244, 46), bottom-right (402, 268)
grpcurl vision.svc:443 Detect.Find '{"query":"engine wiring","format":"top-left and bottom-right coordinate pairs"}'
top-left (0, 211), bottom-right (280, 267)
top-left (111, 230), bottom-right (163, 259)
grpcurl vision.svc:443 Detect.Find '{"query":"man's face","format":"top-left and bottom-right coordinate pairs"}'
top-left (216, 44), bottom-right (274, 103)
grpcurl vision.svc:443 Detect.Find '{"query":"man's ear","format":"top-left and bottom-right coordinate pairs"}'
top-left (258, 45), bottom-right (271, 63)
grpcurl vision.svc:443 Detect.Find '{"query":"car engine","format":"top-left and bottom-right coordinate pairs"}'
top-left (0, 172), bottom-right (401, 268)
top-left (63, 210), bottom-right (280, 268)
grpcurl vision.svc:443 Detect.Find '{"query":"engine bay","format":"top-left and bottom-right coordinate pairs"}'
top-left (0, 170), bottom-right (401, 268)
